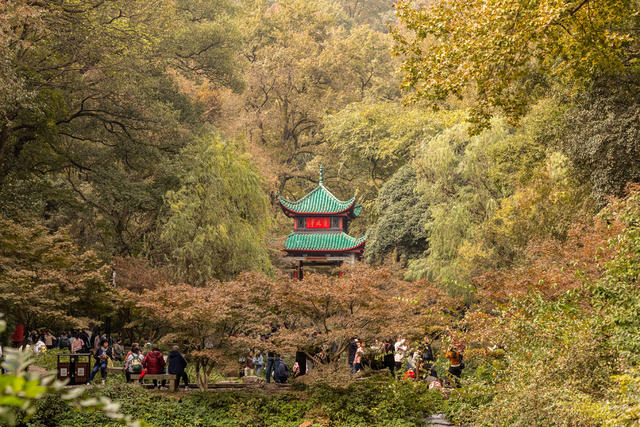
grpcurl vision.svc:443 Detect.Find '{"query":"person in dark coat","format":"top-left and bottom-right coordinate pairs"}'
top-left (420, 339), bottom-right (438, 378)
top-left (78, 330), bottom-right (90, 352)
top-left (266, 351), bottom-right (278, 383)
top-left (348, 337), bottom-right (358, 371)
top-left (143, 347), bottom-right (167, 388)
top-left (383, 339), bottom-right (395, 376)
top-left (295, 351), bottom-right (306, 377)
top-left (87, 339), bottom-right (111, 385)
top-left (273, 360), bottom-right (289, 383)
top-left (168, 345), bottom-right (189, 389)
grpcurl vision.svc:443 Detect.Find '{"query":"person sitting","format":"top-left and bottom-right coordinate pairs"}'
top-left (244, 351), bottom-right (255, 377)
top-left (125, 345), bottom-right (144, 383)
top-left (143, 347), bottom-right (167, 388)
top-left (87, 340), bottom-right (111, 385)
top-left (168, 345), bottom-right (189, 390)
top-left (273, 360), bottom-right (289, 383)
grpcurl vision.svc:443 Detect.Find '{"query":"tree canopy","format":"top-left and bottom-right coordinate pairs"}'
top-left (391, 0), bottom-right (640, 129)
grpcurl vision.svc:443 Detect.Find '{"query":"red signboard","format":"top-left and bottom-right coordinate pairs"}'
top-left (306, 217), bottom-right (330, 229)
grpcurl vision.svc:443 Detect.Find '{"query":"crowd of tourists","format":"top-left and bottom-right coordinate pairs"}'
top-left (87, 340), bottom-right (190, 388)
top-left (240, 331), bottom-right (466, 389)
top-left (5, 325), bottom-right (190, 388)
top-left (6, 324), bottom-right (465, 390)
top-left (344, 336), bottom-right (464, 388)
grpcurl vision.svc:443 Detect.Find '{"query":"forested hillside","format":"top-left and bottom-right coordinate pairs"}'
top-left (1, 0), bottom-right (640, 425)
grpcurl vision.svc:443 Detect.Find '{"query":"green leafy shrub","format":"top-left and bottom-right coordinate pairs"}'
top-left (23, 377), bottom-right (445, 426)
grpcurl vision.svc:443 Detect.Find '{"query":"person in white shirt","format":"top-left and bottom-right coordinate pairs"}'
top-left (394, 338), bottom-right (407, 372)
top-left (33, 339), bottom-right (46, 354)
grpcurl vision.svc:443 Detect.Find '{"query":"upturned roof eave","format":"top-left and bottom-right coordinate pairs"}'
top-left (278, 198), bottom-right (358, 217)
top-left (283, 241), bottom-right (366, 253)
top-left (283, 232), bottom-right (367, 252)
top-left (278, 183), bottom-right (359, 216)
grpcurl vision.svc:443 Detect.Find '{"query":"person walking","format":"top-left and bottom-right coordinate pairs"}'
top-left (124, 345), bottom-right (144, 383)
top-left (143, 347), bottom-right (166, 388)
top-left (168, 345), bottom-right (189, 390)
top-left (87, 339), bottom-right (111, 385)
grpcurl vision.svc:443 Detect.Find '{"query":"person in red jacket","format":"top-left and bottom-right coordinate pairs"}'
top-left (143, 347), bottom-right (167, 388)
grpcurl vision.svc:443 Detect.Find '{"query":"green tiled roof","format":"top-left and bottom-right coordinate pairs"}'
top-left (284, 232), bottom-right (366, 252)
top-left (279, 166), bottom-right (362, 216)
top-left (279, 184), bottom-right (356, 214)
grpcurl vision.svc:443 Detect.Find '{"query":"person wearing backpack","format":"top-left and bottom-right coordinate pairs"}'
top-left (125, 345), bottom-right (144, 383)
top-left (273, 359), bottom-right (289, 384)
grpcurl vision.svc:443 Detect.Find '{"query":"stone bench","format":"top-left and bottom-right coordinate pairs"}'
top-left (107, 367), bottom-right (180, 392)
top-left (138, 373), bottom-right (178, 391)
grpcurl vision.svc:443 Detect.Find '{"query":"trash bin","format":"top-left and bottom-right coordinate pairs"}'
top-left (74, 354), bottom-right (91, 384)
top-left (57, 353), bottom-right (92, 385)
top-left (57, 355), bottom-right (71, 382)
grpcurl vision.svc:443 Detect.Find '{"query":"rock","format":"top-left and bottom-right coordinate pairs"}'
top-left (299, 421), bottom-right (313, 427)
top-left (425, 414), bottom-right (455, 426)
top-left (28, 365), bottom-right (48, 375)
top-left (241, 375), bottom-right (265, 384)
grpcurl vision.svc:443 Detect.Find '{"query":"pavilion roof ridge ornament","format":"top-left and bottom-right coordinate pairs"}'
top-left (319, 164), bottom-right (324, 185)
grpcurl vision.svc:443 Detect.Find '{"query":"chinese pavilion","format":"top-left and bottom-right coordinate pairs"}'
top-left (278, 166), bottom-right (366, 279)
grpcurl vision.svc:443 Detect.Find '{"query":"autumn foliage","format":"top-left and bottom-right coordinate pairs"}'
top-left (119, 263), bottom-right (461, 388)
top-left (0, 216), bottom-right (112, 331)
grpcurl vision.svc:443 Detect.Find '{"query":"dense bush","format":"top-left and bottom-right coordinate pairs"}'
top-left (444, 188), bottom-right (640, 425)
top-left (24, 378), bottom-right (444, 426)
